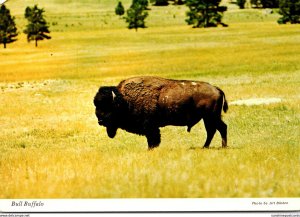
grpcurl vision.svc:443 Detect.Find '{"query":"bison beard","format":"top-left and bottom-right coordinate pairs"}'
top-left (94, 76), bottom-right (228, 150)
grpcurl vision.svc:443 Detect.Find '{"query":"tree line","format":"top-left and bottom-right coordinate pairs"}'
top-left (1, 1), bottom-right (299, 48)
top-left (115, 0), bottom-right (229, 30)
top-left (116, 0), bottom-right (300, 30)
top-left (0, 4), bottom-right (51, 49)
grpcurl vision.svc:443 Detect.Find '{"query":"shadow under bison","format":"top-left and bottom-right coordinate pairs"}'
top-left (94, 76), bottom-right (228, 150)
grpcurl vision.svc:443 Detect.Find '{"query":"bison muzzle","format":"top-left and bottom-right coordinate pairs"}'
top-left (94, 76), bottom-right (228, 149)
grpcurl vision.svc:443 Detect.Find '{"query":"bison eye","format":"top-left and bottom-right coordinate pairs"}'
top-left (94, 98), bottom-right (102, 107)
top-left (97, 105), bottom-right (110, 113)
top-left (96, 110), bottom-right (105, 118)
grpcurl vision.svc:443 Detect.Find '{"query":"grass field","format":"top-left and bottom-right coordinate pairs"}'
top-left (0, 0), bottom-right (299, 198)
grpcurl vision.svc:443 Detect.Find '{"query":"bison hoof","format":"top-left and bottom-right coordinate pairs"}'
top-left (148, 147), bottom-right (156, 151)
top-left (148, 144), bottom-right (159, 151)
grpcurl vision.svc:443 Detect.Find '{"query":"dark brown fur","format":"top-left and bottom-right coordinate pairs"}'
top-left (94, 76), bottom-right (228, 149)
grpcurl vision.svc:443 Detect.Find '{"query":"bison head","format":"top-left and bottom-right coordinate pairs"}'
top-left (93, 86), bottom-right (120, 138)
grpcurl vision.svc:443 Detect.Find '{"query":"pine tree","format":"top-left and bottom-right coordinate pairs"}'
top-left (170, 0), bottom-right (186, 5)
top-left (278, 0), bottom-right (300, 24)
top-left (115, 1), bottom-right (125, 16)
top-left (132, 0), bottom-right (149, 9)
top-left (0, 5), bottom-right (18, 49)
top-left (251, 0), bottom-right (260, 7)
top-left (261, 0), bottom-right (279, 8)
top-left (237, 0), bottom-right (246, 9)
top-left (23, 5), bottom-right (51, 47)
top-left (153, 0), bottom-right (169, 6)
top-left (125, 2), bottom-right (148, 31)
top-left (251, 0), bottom-right (279, 8)
top-left (185, 0), bottom-right (227, 28)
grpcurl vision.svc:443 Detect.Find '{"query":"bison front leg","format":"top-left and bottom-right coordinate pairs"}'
top-left (146, 128), bottom-right (161, 150)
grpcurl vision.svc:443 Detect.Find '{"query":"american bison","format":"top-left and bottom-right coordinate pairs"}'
top-left (94, 76), bottom-right (228, 149)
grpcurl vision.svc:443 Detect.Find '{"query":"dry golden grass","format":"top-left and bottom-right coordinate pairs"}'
top-left (0, 0), bottom-right (299, 198)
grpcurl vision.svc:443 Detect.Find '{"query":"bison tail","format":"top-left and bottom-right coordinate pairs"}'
top-left (216, 87), bottom-right (228, 113)
top-left (223, 96), bottom-right (228, 113)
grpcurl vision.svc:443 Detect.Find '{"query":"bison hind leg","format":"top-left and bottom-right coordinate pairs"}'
top-left (203, 117), bottom-right (228, 148)
top-left (216, 119), bottom-right (227, 148)
top-left (203, 117), bottom-right (217, 148)
top-left (146, 128), bottom-right (161, 150)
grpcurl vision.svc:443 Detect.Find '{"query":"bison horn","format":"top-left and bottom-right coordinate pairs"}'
top-left (112, 91), bottom-right (116, 100)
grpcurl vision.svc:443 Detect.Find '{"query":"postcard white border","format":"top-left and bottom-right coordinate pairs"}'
top-left (0, 198), bottom-right (299, 213)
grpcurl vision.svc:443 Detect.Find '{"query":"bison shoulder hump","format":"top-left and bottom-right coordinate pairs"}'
top-left (118, 77), bottom-right (167, 114)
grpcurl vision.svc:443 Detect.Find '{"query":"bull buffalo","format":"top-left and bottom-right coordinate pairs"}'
top-left (93, 76), bottom-right (228, 149)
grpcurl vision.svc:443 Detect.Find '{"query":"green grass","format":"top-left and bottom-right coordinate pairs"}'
top-left (0, 0), bottom-right (299, 198)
